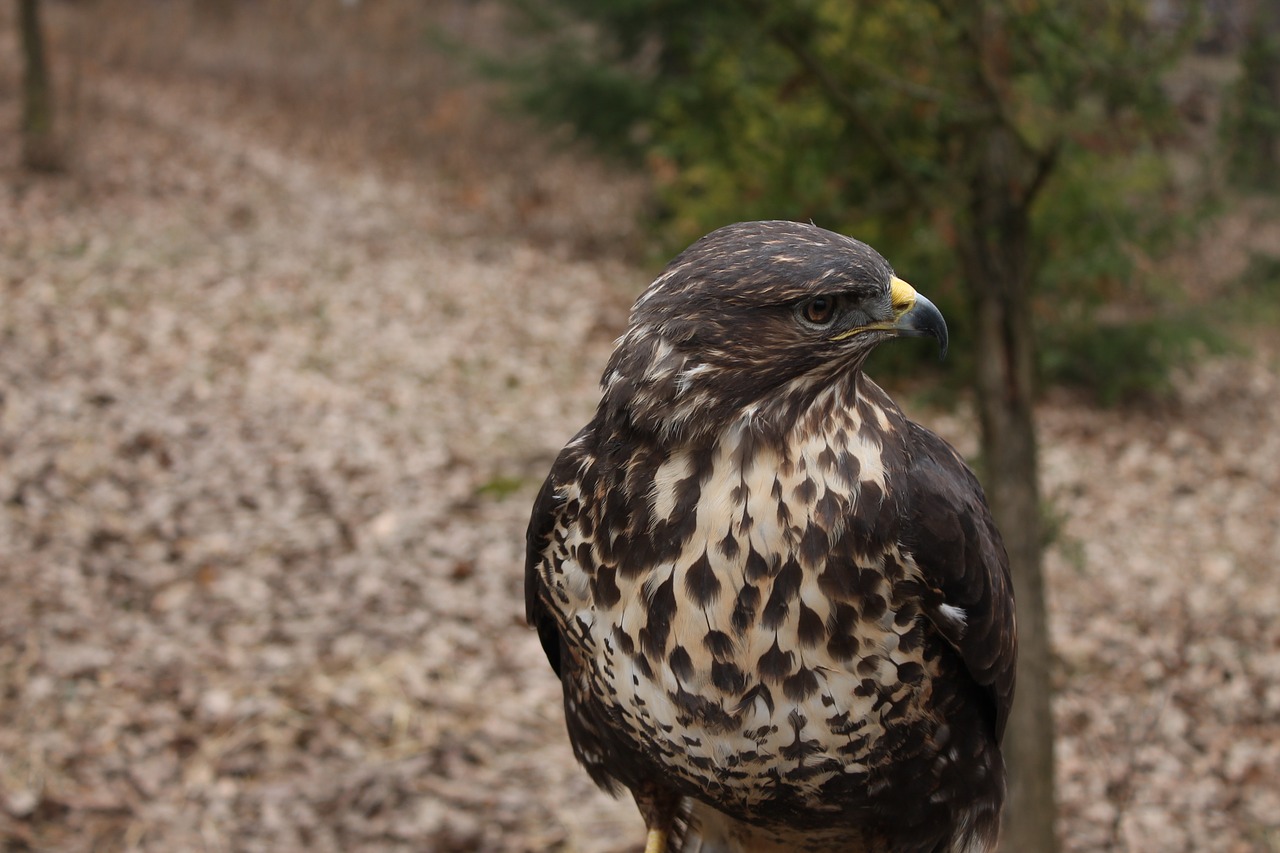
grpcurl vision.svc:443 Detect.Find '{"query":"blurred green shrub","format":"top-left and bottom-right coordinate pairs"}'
top-left (1222, 7), bottom-right (1280, 192)
top-left (1041, 317), bottom-right (1231, 406)
top-left (483, 0), bottom-right (1215, 404)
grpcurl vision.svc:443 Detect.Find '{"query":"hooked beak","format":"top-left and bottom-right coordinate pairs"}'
top-left (889, 277), bottom-right (948, 359)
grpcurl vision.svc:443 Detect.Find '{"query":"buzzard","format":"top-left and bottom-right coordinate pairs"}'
top-left (525, 221), bottom-right (1016, 853)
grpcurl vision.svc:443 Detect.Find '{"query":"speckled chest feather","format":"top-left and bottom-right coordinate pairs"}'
top-left (539, 381), bottom-right (980, 836)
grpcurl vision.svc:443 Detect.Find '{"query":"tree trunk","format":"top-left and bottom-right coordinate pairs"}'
top-left (959, 127), bottom-right (1059, 853)
top-left (19, 0), bottom-right (63, 172)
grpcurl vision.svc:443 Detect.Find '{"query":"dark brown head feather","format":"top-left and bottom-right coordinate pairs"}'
top-left (601, 221), bottom-right (900, 439)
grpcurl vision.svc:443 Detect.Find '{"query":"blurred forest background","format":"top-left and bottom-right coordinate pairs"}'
top-left (1, 1), bottom-right (1278, 851)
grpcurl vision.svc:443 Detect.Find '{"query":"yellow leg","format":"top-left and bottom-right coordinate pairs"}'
top-left (643, 827), bottom-right (668, 853)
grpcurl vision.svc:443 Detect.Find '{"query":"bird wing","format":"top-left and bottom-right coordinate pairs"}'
top-left (524, 427), bottom-right (654, 801)
top-left (900, 421), bottom-right (1018, 742)
top-left (525, 449), bottom-right (572, 679)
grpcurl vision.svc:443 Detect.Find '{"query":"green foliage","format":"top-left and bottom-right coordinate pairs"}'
top-left (1222, 13), bottom-right (1280, 191)
top-left (1223, 251), bottom-right (1280, 327)
top-left (519, 55), bottom-right (658, 159)
top-left (474, 474), bottom-right (526, 501)
top-left (1237, 251), bottom-right (1280, 296)
top-left (494, 0), bottom-right (1206, 394)
top-left (1034, 143), bottom-right (1184, 306)
top-left (1040, 315), bottom-right (1231, 406)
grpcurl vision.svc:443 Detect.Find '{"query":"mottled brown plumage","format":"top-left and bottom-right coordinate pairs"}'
top-left (526, 221), bottom-right (1016, 852)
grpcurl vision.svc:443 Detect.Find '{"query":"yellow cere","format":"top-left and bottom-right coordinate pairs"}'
top-left (890, 276), bottom-right (917, 314)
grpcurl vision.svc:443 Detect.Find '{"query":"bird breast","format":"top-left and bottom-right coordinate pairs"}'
top-left (557, 390), bottom-right (944, 815)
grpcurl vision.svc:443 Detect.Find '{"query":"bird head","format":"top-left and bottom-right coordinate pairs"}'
top-left (601, 221), bottom-right (947, 440)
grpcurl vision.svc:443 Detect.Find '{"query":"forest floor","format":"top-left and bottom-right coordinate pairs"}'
top-left (1, 3), bottom-right (1279, 851)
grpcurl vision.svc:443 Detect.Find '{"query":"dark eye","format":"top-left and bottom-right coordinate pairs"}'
top-left (799, 296), bottom-right (838, 327)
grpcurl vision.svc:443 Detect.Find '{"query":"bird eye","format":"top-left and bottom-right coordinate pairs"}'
top-left (799, 296), bottom-right (838, 327)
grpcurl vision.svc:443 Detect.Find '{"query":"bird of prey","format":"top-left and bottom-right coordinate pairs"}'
top-left (525, 221), bottom-right (1017, 853)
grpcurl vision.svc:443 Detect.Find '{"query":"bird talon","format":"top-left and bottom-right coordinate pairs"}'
top-left (643, 827), bottom-right (668, 853)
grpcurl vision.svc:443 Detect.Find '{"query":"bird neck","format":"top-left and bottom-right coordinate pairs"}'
top-left (604, 368), bottom-right (876, 464)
